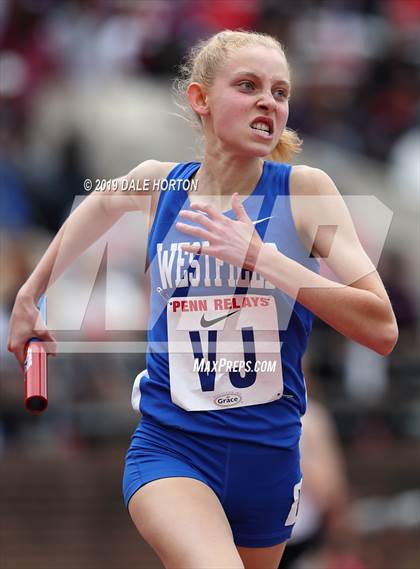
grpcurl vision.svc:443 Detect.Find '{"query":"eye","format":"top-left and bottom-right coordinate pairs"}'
top-left (238, 80), bottom-right (255, 91)
top-left (273, 88), bottom-right (289, 100)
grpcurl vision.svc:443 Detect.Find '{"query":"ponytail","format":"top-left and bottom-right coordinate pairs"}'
top-left (268, 127), bottom-right (302, 163)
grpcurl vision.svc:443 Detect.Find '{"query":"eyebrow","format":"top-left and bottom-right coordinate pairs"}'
top-left (232, 71), bottom-right (291, 88)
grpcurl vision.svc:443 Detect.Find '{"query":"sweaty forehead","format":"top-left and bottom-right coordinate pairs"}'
top-left (218, 45), bottom-right (289, 82)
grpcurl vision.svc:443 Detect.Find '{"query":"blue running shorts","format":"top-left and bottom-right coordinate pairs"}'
top-left (122, 418), bottom-right (302, 547)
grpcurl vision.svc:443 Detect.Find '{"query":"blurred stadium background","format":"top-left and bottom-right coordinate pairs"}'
top-left (1, 1), bottom-right (419, 568)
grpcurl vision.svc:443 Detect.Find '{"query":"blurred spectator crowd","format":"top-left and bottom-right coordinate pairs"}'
top-left (1, 0), bottom-right (419, 215)
top-left (0, 0), bottom-right (418, 240)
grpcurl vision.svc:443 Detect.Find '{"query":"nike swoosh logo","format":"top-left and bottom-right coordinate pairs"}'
top-left (252, 216), bottom-right (275, 225)
top-left (200, 310), bottom-right (240, 328)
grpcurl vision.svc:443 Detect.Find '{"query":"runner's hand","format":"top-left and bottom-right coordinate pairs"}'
top-left (176, 193), bottom-right (263, 271)
top-left (7, 291), bottom-right (57, 371)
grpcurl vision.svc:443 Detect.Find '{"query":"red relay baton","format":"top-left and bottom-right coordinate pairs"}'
top-left (24, 295), bottom-right (48, 413)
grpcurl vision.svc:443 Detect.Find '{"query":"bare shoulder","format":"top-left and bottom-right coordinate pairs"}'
top-left (127, 160), bottom-right (178, 220)
top-left (288, 165), bottom-right (348, 253)
top-left (99, 160), bottom-right (178, 217)
top-left (290, 164), bottom-right (339, 197)
top-left (290, 164), bottom-right (380, 288)
top-left (128, 159), bottom-right (178, 183)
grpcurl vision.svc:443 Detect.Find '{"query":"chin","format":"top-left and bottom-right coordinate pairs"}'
top-left (245, 137), bottom-right (278, 156)
top-left (221, 136), bottom-right (275, 158)
top-left (245, 144), bottom-right (276, 158)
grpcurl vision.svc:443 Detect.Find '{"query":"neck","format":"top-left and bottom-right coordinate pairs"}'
top-left (195, 148), bottom-right (264, 197)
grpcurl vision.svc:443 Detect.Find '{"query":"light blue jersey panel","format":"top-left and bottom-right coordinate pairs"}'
top-left (133, 161), bottom-right (319, 449)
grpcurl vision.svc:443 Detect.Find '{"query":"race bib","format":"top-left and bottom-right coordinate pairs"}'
top-left (167, 294), bottom-right (283, 411)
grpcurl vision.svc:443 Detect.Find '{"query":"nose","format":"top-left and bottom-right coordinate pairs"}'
top-left (256, 91), bottom-right (276, 112)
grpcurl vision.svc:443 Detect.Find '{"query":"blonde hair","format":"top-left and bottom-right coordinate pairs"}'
top-left (174, 30), bottom-right (302, 163)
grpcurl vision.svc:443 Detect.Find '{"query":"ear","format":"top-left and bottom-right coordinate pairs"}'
top-left (187, 82), bottom-right (210, 117)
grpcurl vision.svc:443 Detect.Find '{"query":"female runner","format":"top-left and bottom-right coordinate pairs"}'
top-left (8, 30), bottom-right (398, 569)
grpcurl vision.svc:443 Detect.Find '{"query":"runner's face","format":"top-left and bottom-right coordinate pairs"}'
top-left (206, 45), bottom-right (290, 157)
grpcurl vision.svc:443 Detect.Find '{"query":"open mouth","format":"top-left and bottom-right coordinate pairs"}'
top-left (250, 117), bottom-right (273, 137)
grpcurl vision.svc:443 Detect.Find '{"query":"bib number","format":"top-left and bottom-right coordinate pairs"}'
top-left (167, 294), bottom-right (283, 411)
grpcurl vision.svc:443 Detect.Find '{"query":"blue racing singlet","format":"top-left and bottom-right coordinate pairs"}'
top-left (131, 161), bottom-right (319, 448)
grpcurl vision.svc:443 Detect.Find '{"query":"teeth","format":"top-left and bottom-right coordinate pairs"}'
top-left (251, 121), bottom-right (270, 133)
